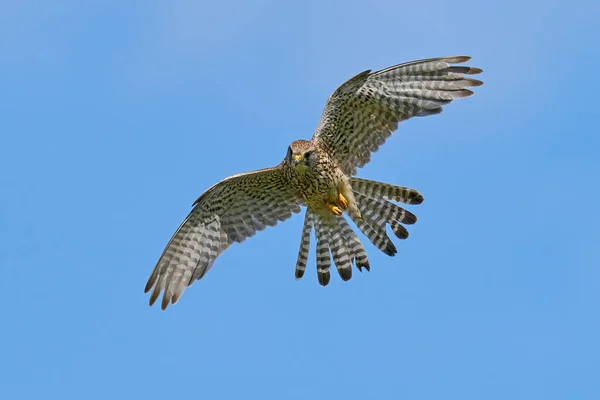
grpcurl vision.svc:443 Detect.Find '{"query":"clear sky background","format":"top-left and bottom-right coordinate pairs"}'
top-left (1, 1), bottom-right (598, 399)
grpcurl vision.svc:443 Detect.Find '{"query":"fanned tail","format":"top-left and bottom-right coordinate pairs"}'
top-left (295, 209), bottom-right (371, 285)
top-left (293, 178), bottom-right (421, 284)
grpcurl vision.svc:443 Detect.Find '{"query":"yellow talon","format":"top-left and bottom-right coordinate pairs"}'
top-left (328, 203), bottom-right (343, 216)
top-left (338, 192), bottom-right (348, 210)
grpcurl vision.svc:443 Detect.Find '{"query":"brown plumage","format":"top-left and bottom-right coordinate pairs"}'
top-left (145, 56), bottom-right (483, 309)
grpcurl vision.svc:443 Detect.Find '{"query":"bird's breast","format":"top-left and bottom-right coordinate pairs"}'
top-left (291, 165), bottom-right (348, 217)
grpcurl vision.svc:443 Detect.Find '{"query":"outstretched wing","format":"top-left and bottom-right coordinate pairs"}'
top-left (313, 56), bottom-right (483, 175)
top-left (145, 165), bottom-right (302, 310)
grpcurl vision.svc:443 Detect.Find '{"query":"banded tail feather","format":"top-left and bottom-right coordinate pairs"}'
top-left (346, 178), bottom-right (424, 258)
top-left (389, 220), bottom-right (409, 240)
top-left (315, 219), bottom-right (331, 286)
top-left (337, 217), bottom-right (370, 272)
top-left (295, 209), bottom-right (371, 283)
top-left (349, 177), bottom-right (424, 205)
top-left (347, 204), bottom-right (398, 257)
top-left (354, 192), bottom-right (417, 232)
top-left (292, 179), bottom-right (421, 285)
top-left (354, 192), bottom-right (414, 241)
top-left (327, 217), bottom-right (353, 281)
top-left (354, 192), bottom-right (416, 224)
top-left (295, 210), bottom-right (314, 279)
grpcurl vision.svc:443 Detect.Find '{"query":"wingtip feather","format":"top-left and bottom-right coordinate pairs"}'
top-left (161, 294), bottom-right (170, 310)
top-left (466, 67), bottom-right (483, 75)
top-left (144, 271), bottom-right (157, 293)
top-left (444, 55), bottom-right (471, 64)
top-left (149, 287), bottom-right (160, 307)
top-left (454, 89), bottom-right (475, 99)
top-left (144, 280), bottom-right (154, 294)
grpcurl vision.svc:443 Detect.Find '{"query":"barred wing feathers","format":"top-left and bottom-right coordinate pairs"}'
top-left (145, 166), bottom-right (302, 310)
top-left (313, 56), bottom-right (483, 175)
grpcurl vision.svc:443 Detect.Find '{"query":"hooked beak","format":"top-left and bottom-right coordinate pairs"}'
top-left (292, 154), bottom-right (303, 164)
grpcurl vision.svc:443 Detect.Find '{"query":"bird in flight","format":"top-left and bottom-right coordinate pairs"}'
top-left (145, 56), bottom-right (483, 309)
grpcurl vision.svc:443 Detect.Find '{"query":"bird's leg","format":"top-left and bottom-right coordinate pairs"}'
top-left (327, 203), bottom-right (343, 216)
top-left (337, 192), bottom-right (348, 210)
top-left (326, 191), bottom-right (347, 216)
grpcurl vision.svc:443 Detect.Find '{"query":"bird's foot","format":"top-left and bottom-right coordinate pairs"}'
top-left (327, 203), bottom-right (343, 216)
top-left (337, 192), bottom-right (348, 210)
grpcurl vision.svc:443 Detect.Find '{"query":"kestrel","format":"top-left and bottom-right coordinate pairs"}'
top-left (145, 56), bottom-right (483, 309)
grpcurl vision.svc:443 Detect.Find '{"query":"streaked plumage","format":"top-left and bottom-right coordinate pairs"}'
top-left (145, 56), bottom-right (483, 309)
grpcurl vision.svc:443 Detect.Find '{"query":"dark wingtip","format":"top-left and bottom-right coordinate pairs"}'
top-left (161, 294), bottom-right (170, 310)
top-left (144, 282), bottom-right (153, 294)
top-left (467, 79), bottom-right (484, 87)
top-left (295, 269), bottom-right (305, 280)
top-left (144, 275), bottom-right (156, 293)
top-left (149, 290), bottom-right (159, 307)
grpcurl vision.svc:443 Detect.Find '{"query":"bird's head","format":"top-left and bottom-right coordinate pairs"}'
top-left (285, 140), bottom-right (317, 173)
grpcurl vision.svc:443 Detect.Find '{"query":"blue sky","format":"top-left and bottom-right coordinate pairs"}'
top-left (1, 0), bottom-right (598, 399)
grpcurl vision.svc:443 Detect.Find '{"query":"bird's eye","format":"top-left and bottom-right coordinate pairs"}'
top-left (287, 146), bottom-right (292, 158)
top-left (305, 150), bottom-right (313, 161)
